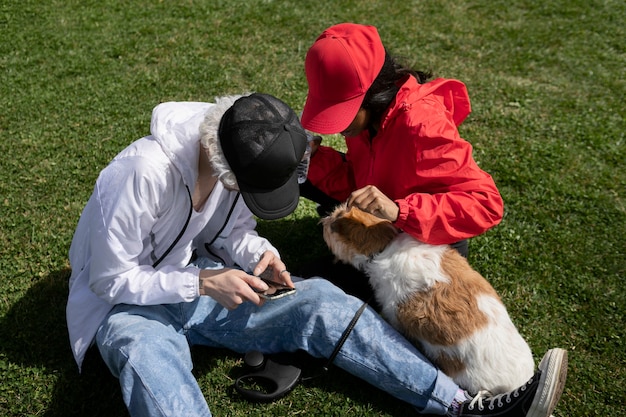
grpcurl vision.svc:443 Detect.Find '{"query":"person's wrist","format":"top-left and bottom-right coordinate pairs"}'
top-left (198, 273), bottom-right (208, 296)
top-left (392, 202), bottom-right (399, 222)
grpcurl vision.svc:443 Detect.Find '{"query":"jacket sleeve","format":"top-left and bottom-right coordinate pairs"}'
top-left (88, 158), bottom-right (199, 306)
top-left (393, 115), bottom-right (504, 245)
top-left (307, 145), bottom-right (355, 202)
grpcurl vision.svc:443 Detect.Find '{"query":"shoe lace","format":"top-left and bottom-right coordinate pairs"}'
top-left (468, 375), bottom-right (534, 411)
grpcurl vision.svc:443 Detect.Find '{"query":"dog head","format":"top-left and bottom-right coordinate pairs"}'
top-left (321, 203), bottom-right (399, 269)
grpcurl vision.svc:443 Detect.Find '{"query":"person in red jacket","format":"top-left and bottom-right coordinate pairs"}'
top-left (296, 23), bottom-right (504, 300)
top-left (300, 22), bottom-right (503, 256)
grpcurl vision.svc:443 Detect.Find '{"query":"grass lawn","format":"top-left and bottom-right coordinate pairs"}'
top-left (0, 0), bottom-right (624, 416)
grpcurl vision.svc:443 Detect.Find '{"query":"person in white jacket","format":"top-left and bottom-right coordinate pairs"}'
top-left (66, 93), bottom-right (567, 417)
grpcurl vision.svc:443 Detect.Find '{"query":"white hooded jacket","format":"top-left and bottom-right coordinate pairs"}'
top-left (66, 96), bottom-right (279, 369)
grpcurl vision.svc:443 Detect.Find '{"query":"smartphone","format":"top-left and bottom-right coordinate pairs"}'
top-left (253, 267), bottom-right (296, 300)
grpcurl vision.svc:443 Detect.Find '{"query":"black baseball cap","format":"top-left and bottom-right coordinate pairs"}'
top-left (218, 93), bottom-right (307, 220)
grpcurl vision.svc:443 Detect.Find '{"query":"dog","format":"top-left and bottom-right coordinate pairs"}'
top-left (321, 204), bottom-right (535, 394)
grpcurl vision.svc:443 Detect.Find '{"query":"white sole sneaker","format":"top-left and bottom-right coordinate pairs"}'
top-left (528, 348), bottom-right (568, 417)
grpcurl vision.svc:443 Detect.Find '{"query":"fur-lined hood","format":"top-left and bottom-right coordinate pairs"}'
top-left (199, 94), bottom-right (248, 189)
top-left (149, 93), bottom-right (249, 190)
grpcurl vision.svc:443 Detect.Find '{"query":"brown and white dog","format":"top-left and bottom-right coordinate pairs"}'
top-left (321, 204), bottom-right (535, 394)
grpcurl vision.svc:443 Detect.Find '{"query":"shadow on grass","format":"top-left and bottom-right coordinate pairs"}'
top-left (0, 261), bottom-right (413, 416)
top-left (0, 269), bottom-right (126, 416)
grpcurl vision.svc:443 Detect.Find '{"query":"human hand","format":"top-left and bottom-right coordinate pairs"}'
top-left (308, 135), bottom-right (322, 157)
top-left (347, 185), bottom-right (400, 222)
top-left (199, 268), bottom-right (269, 309)
top-left (252, 251), bottom-right (294, 288)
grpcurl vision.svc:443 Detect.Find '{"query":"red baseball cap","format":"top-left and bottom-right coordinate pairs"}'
top-left (301, 23), bottom-right (385, 134)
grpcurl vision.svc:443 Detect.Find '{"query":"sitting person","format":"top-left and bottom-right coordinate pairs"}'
top-left (66, 92), bottom-right (567, 417)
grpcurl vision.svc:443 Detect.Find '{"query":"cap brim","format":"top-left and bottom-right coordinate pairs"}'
top-left (300, 93), bottom-right (365, 135)
top-left (239, 170), bottom-right (300, 220)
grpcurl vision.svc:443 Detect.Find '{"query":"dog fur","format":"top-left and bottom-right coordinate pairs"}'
top-left (321, 204), bottom-right (535, 394)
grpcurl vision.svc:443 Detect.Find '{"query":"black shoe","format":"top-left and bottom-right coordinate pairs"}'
top-left (457, 348), bottom-right (568, 417)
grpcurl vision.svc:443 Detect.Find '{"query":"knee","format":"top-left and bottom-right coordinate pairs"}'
top-left (296, 278), bottom-right (364, 314)
top-left (96, 312), bottom-right (191, 377)
top-left (297, 278), bottom-right (346, 300)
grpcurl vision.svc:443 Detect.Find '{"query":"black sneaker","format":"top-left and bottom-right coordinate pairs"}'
top-left (457, 348), bottom-right (568, 417)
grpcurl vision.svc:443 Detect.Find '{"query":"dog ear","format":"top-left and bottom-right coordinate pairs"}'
top-left (332, 208), bottom-right (398, 256)
top-left (365, 221), bottom-right (398, 254)
top-left (329, 215), bottom-right (359, 236)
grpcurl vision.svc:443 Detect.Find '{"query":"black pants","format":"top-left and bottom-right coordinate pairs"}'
top-left (296, 181), bottom-right (469, 310)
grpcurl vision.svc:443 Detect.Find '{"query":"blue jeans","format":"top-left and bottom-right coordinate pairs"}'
top-left (95, 266), bottom-right (458, 416)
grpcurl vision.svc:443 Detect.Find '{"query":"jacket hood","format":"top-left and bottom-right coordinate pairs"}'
top-left (150, 101), bottom-right (211, 187)
top-left (386, 76), bottom-right (471, 129)
top-left (199, 94), bottom-right (248, 189)
top-left (149, 95), bottom-right (247, 188)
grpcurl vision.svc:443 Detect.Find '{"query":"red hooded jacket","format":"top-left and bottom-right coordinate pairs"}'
top-left (307, 76), bottom-right (504, 245)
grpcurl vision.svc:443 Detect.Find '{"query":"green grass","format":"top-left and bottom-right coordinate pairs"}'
top-left (0, 0), bottom-right (624, 415)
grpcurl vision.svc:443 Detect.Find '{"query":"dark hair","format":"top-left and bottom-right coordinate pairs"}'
top-left (361, 51), bottom-right (433, 128)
